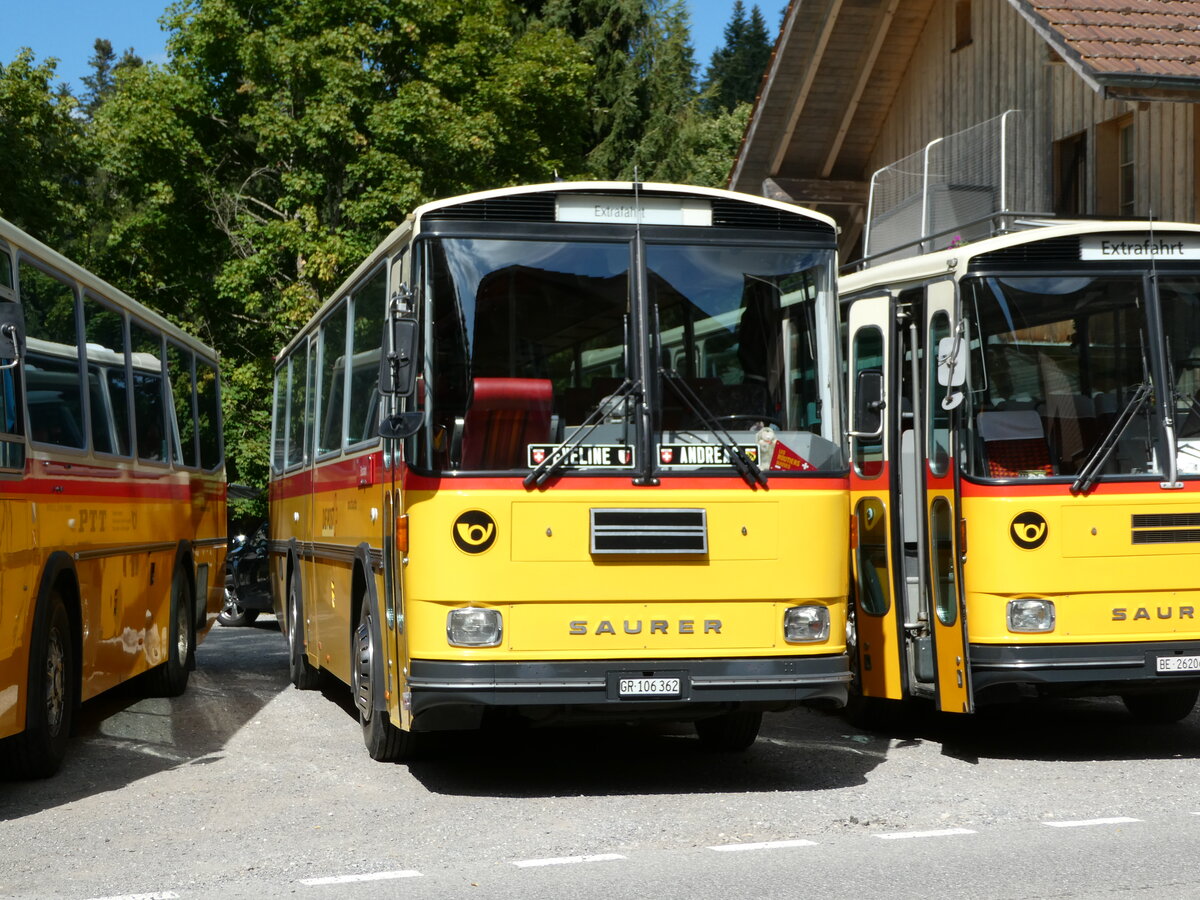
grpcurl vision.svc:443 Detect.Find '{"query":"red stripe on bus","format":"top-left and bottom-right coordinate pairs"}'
top-left (959, 478), bottom-right (1200, 498)
top-left (270, 464), bottom-right (847, 498)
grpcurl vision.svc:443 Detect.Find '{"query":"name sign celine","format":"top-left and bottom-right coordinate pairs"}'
top-left (556, 194), bottom-right (713, 227)
top-left (1080, 235), bottom-right (1200, 261)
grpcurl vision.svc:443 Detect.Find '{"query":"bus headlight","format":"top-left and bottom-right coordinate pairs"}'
top-left (784, 605), bottom-right (830, 643)
top-left (447, 607), bottom-right (503, 647)
top-left (1007, 598), bottom-right (1055, 633)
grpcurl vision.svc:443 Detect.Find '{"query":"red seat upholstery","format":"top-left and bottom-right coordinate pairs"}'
top-left (460, 377), bottom-right (553, 470)
top-left (977, 410), bottom-right (1053, 478)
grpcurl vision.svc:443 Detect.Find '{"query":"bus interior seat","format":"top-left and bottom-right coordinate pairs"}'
top-left (1042, 393), bottom-right (1097, 471)
top-left (460, 377), bottom-right (553, 469)
top-left (977, 409), bottom-right (1054, 478)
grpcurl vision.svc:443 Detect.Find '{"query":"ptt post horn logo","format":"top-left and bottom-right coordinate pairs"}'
top-left (1010, 511), bottom-right (1048, 550)
top-left (453, 510), bottom-right (497, 554)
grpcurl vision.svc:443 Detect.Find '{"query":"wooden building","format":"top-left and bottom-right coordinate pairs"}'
top-left (730, 0), bottom-right (1200, 262)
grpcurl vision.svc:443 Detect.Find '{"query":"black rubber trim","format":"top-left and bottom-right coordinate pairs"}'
top-left (970, 640), bottom-right (1200, 690)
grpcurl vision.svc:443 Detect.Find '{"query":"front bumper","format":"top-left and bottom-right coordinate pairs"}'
top-left (408, 655), bottom-right (849, 720)
top-left (970, 640), bottom-right (1200, 693)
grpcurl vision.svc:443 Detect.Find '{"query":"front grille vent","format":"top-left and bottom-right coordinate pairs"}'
top-left (969, 236), bottom-right (1081, 271)
top-left (710, 199), bottom-right (830, 234)
top-left (1133, 513), bottom-right (1200, 528)
top-left (1131, 512), bottom-right (1200, 544)
top-left (423, 194), bottom-right (557, 223)
top-left (590, 508), bottom-right (708, 555)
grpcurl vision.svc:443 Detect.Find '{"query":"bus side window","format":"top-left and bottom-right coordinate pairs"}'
top-left (271, 362), bottom-right (288, 473)
top-left (20, 261), bottom-right (85, 450)
top-left (196, 358), bottom-right (222, 470)
top-left (0, 248), bottom-right (12, 294)
top-left (167, 343), bottom-right (197, 467)
top-left (317, 299), bottom-right (348, 456)
top-left (83, 294), bottom-right (129, 457)
top-left (131, 322), bottom-right (167, 462)
top-left (348, 267), bottom-right (386, 445)
top-left (286, 346), bottom-right (309, 468)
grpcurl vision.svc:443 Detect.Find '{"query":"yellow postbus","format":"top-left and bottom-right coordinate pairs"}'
top-left (842, 220), bottom-right (1200, 722)
top-left (269, 181), bottom-right (850, 760)
top-left (0, 217), bottom-right (226, 777)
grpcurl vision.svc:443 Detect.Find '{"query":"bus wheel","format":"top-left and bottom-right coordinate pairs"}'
top-left (1122, 687), bottom-right (1199, 724)
top-left (7, 590), bottom-right (75, 778)
top-left (354, 597), bottom-right (417, 762)
top-left (287, 576), bottom-right (320, 691)
top-left (148, 566), bottom-right (192, 697)
top-left (695, 710), bottom-right (762, 751)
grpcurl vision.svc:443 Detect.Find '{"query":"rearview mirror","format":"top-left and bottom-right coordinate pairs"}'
top-left (937, 334), bottom-right (967, 387)
top-left (379, 316), bottom-right (418, 397)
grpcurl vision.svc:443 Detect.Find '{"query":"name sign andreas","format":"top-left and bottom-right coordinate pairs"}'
top-left (1081, 235), bottom-right (1200, 260)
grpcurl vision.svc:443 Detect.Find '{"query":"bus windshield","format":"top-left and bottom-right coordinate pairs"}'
top-left (648, 244), bottom-right (842, 473)
top-left (963, 274), bottom-right (1164, 480)
top-left (424, 236), bottom-right (630, 472)
top-left (419, 235), bottom-right (843, 475)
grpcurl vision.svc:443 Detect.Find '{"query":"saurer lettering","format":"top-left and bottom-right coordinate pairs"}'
top-left (569, 619), bottom-right (723, 635)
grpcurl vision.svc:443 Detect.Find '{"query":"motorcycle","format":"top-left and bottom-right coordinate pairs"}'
top-left (220, 521), bottom-right (272, 626)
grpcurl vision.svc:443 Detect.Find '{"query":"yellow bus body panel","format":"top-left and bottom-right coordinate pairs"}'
top-left (403, 486), bottom-right (848, 662)
top-left (964, 491), bottom-right (1200, 643)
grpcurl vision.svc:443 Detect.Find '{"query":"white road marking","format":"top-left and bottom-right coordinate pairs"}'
top-left (300, 870), bottom-right (421, 886)
top-left (872, 828), bottom-right (977, 840)
top-left (512, 854), bottom-right (626, 868)
top-left (84, 893), bottom-right (180, 900)
top-left (1042, 817), bottom-right (1141, 828)
top-left (708, 839), bottom-right (818, 852)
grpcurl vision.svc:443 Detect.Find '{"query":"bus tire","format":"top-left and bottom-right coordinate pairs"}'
top-left (147, 565), bottom-right (193, 697)
top-left (1122, 687), bottom-right (1199, 724)
top-left (7, 590), bottom-right (75, 778)
top-left (695, 709), bottom-right (762, 751)
top-left (287, 574), bottom-right (319, 691)
top-left (355, 596), bottom-right (418, 762)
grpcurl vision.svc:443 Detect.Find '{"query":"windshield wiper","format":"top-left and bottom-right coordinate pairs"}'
top-left (522, 378), bottom-right (639, 489)
top-left (660, 367), bottom-right (767, 489)
top-left (1071, 381), bottom-right (1152, 495)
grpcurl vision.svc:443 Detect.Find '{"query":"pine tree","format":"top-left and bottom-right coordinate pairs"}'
top-left (80, 39), bottom-right (142, 119)
top-left (701, 2), bottom-right (772, 114)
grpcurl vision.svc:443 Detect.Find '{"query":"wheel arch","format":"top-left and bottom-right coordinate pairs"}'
top-left (31, 551), bottom-right (81, 720)
top-left (351, 543), bottom-right (387, 714)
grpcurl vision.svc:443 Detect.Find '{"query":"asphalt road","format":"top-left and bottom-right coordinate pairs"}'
top-left (2, 619), bottom-right (1200, 899)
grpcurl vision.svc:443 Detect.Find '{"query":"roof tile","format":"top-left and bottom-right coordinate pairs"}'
top-left (1022, 0), bottom-right (1200, 78)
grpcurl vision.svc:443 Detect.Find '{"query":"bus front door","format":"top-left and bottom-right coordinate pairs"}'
top-left (923, 281), bottom-right (972, 713)
top-left (848, 295), bottom-right (905, 702)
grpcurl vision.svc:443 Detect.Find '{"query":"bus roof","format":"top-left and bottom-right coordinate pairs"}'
top-left (840, 219), bottom-right (1200, 297)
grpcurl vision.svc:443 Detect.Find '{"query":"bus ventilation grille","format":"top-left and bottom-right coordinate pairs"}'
top-left (424, 194), bottom-right (558, 222)
top-left (968, 237), bottom-right (1081, 271)
top-left (1131, 513), bottom-right (1200, 544)
top-left (709, 200), bottom-right (831, 233)
top-left (590, 508), bottom-right (708, 555)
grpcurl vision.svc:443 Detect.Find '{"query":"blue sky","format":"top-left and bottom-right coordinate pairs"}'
top-left (2, 1), bottom-right (755, 95)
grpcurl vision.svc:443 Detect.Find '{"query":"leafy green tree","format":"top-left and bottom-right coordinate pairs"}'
top-left (85, 0), bottom-right (592, 498)
top-left (0, 50), bottom-right (90, 246)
